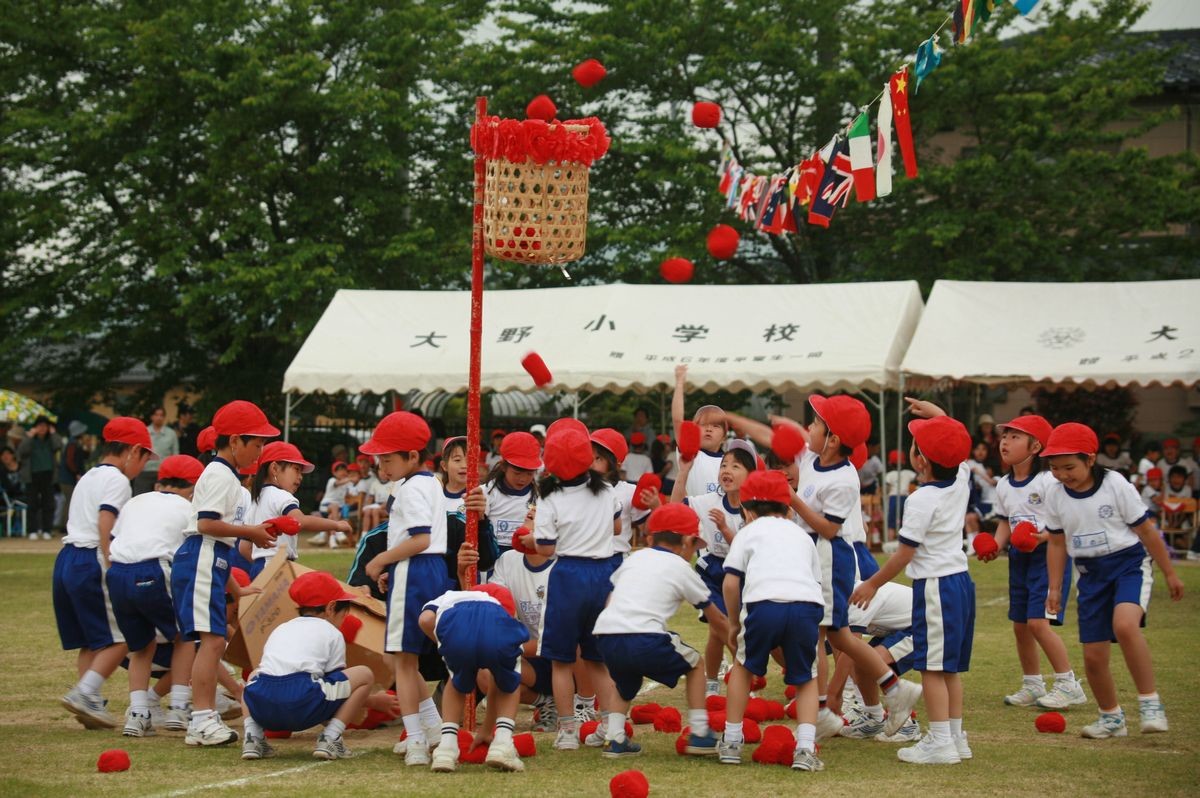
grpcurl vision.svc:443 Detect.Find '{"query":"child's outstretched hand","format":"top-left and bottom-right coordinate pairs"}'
top-left (244, 523), bottom-right (277, 548)
top-left (903, 397), bottom-right (946, 419)
top-left (1167, 573), bottom-right (1185, 601)
top-left (849, 581), bottom-right (876, 609)
top-left (470, 727), bottom-right (494, 752)
top-left (675, 364), bottom-right (688, 384)
top-left (336, 519), bottom-right (353, 535)
top-left (367, 691), bottom-right (401, 718)
top-left (638, 487), bottom-right (662, 510)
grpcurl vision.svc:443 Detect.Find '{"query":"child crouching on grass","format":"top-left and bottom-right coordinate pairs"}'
top-left (240, 571), bottom-right (375, 761)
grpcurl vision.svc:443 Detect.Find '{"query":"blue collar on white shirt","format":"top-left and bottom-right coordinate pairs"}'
top-left (212, 456), bottom-right (240, 478)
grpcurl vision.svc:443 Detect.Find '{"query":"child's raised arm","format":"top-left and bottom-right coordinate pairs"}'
top-left (672, 364), bottom-right (688, 437)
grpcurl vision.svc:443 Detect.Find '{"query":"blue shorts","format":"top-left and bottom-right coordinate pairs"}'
top-left (597, 632), bottom-right (700, 701)
top-left (227, 542), bottom-right (254, 577)
top-left (525, 655), bottom-right (553, 695)
top-left (171, 536), bottom-right (232, 640)
top-left (244, 671), bottom-right (351, 731)
top-left (107, 559), bottom-right (179, 651)
top-left (1009, 543), bottom-right (1072, 626)
top-left (816, 536), bottom-right (856, 629)
top-left (735, 600), bottom-right (822, 686)
top-left (537, 556), bottom-right (612, 663)
top-left (435, 601), bottom-right (529, 695)
top-left (853, 541), bottom-right (880, 581)
top-left (52, 544), bottom-right (124, 651)
top-left (870, 630), bottom-right (915, 676)
top-left (1075, 543), bottom-right (1151, 644)
top-left (385, 554), bottom-right (450, 654)
top-left (912, 572), bottom-right (975, 673)
top-left (695, 553), bottom-right (727, 617)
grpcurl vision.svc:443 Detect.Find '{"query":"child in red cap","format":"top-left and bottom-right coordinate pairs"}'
top-left (360, 411), bottom-right (451, 766)
top-left (591, 428), bottom-right (651, 564)
top-left (1040, 422), bottom-right (1184, 739)
top-left (719, 470), bottom-right (825, 772)
top-left (980, 414), bottom-right (1084, 712)
top-left (595, 503), bottom-right (725, 759)
top-left (671, 365), bottom-right (728, 496)
top-left (107, 455), bottom-right (206, 737)
top-left (851, 399), bottom-right (975, 765)
top-left (420, 584), bottom-right (531, 772)
top-left (172, 400), bottom-right (279, 746)
top-left (312, 460), bottom-right (351, 547)
top-left (484, 431), bottom-right (542, 556)
top-left (623, 431), bottom-right (654, 483)
top-left (240, 571), bottom-right (376, 761)
top-left (55, 417), bottom-right (155, 730)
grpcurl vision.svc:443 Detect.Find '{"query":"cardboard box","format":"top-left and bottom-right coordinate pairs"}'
top-left (225, 548), bottom-right (393, 688)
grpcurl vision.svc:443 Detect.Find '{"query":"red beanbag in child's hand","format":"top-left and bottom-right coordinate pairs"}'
top-left (458, 728), bottom-right (489, 763)
top-left (610, 770), bottom-right (650, 798)
top-left (1035, 712), bottom-right (1067, 733)
top-left (632, 473), bottom-right (663, 510)
top-left (678, 421), bottom-right (701, 462)
top-left (630, 703), bottom-right (662, 724)
top-left (97, 749), bottom-right (131, 773)
top-left (1010, 521), bottom-right (1040, 553)
top-left (972, 532), bottom-right (999, 559)
top-left (339, 613), bottom-right (363, 645)
top-left (771, 422), bottom-right (806, 462)
top-left (265, 515), bottom-right (301, 536)
top-left (653, 706), bottom-right (682, 733)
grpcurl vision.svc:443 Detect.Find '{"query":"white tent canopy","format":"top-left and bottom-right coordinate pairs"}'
top-left (283, 281), bottom-right (925, 396)
top-left (901, 279), bottom-right (1200, 387)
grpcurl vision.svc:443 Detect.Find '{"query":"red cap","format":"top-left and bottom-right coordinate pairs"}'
top-left (511, 526), bottom-right (537, 555)
top-left (1146, 467), bottom-right (1163, 480)
top-left (647, 503), bottom-right (700, 537)
top-left (632, 473), bottom-right (663, 510)
top-left (691, 101), bottom-right (722, 128)
top-left (908, 416), bottom-right (972, 468)
top-left (346, 463), bottom-right (360, 473)
top-left (572, 58), bottom-right (607, 88)
top-left (850, 443), bottom-right (868, 470)
top-left (359, 411), bottom-right (431, 455)
top-left (770, 423), bottom-right (806, 462)
top-left (591, 428), bottom-right (628, 464)
top-left (547, 418), bottom-right (589, 438)
top-left (288, 571), bottom-right (356, 608)
top-left (103, 417), bottom-right (155, 453)
top-left (230, 567), bottom-right (251, 588)
top-left (197, 425), bottom-right (217, 453)
top-left (1163, 437), bottom-right (1180, 448)
top-left (808, 395), bottom-right (871, 448)
top-left (630, 432), bottom-right (646, 446)
top-left (677, 421), bottom-right (701, 462)
top-left (157, 454), bottom-right (204, 483)
top-left (1010, 520), bottom-right (1040, 553)
top-left (238, 460), bottom-right (258, 476)
top-left (265, 515), bottom-right (301, 536)
top-left (997, 415), bottom-right (1053, 449)
top-left (1035, 712), bottom-right (1066, 734)
top-left (500, 431), bottom-right (543, 470)
top-left (471, 583), bottom-right (517, 618)
top-left (887, 449), bottom-right (900, 465)
top-left (332, 460), bottom-right (348, 471)
top-left (522, 351), bottom-right (554, 387)
top-left (706, 224), bottom-right (740, 260)
top-left (1103, 432), bottom-right (1121, 443)
top-left (97, 749), bottom-right (131, 773)
top-left (656, 433), bottom-right (672, 444)
top-left (543, 429), bottom-right (593, 480)
top-left (740, 470), bottom-right (792, 505)
top-left (610, 769), bottom-right (650, 798)
top-left (258, 441), bottom-right (315, 474)
top-left (1041, 422), bottom-right (1098, 458)
top-left (492, 428), bottom-right (507, 438)
top-left (972, 532), bottom-right (998, 558)
top-left (211, 400), bottom-right (280, 437)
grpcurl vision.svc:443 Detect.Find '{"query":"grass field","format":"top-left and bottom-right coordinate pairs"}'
top-left (1, 540), bottom-right (1196, 797)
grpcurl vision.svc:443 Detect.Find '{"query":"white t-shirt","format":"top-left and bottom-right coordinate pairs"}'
top-left (1140, 484), bottom-right (1161, 511)
top-left (370, 478), bottom-right (392, 504)
top-left (533, 480), bottom-right (619, 559)
top-left (490, 549), bottom-right (552, 637)
top-left (858, 456), bottom-right (884, 489)
top-left (109, 491), bottom-right (192, 564)
top-left (321, 477), bottom-right (349, 506)
top-left (485, 479), bottom-right (535, 549)
top-left (63, 464), bottom-right (133, 549)
top-left (969, 460), bottom-right (998, 506)
top-left (612, 481), bottom-right (650, 555)
top-left (1041, 470), bottom-right (1151, 559)
top-left (185, 458), bottom-right (245, 545)
top-left (622, 452), bottom-right (654, 483)
top-left (1164, 484), bottom-right (1194, 502)
top-left (1135, 457), bottom-right (1160, 483)
top-left (794, 450), bottom-right (859, 539)
top-left (250, 484), bottom-right (301, 561)
top-left (898, 463), bottom-right (971, 579)
top-left (993, 470), bottom-right (1056, 532)
top-left (594, 547), bottom-right (711, 635)
top-left (723, 515), bottom-right (823, 606)
top-left (848, 581), bottom-right (912, 637)
top-left (685, 492), bottom-right (743, 558)
top-left (388, 471), bottom-right (448, 554)
top-left (884, 468), bottom-right (916, 496)
top-left (257, 616), bottom-right (346, 677)
top-left (442, 487), bottom-right (466, 523)
top-left (422, 589), bottom-right (502, 634)
top-left (684, 448), bottom-right (723, 496)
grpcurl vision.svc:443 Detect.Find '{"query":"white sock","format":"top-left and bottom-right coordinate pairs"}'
top-left (724, 721), bottom-right (744, 744)
top-left (688, 708), bottom-right (709, 737)
top-left (796, 722), bottom-right (816, 752)
top-left (130, 690), bottom-right (151, 713)
top-left (441, 722), bottom-right (460, 747)
top-left (606, 712), bottom-right (626, 743)
top-left (864, 703), bottom-right (883, 721)
top-left (950, 717), bottom-right (963, 737)
top-left (324, 718), bottom-right (346, 740)
top-left (402, 713), bottom-right (426, 744)
top-left (189, 708), bottom-right (216, 727)
top-left (77, 670), bottom-right (105, 698)
top-left (1054, 670), bottom-right (1076, 684)
top-left (148, 684), bottom-right (164, 702)
top-left (418, 697), bottom-right (441, 729)
top-left (928, 720), bottom-right (951, 745)
top-left (494, 717), bottom-right (515, 747)
top-left (1023, 674), bottom-right (1043, 686)
top-left (170, 685), bottom-right (192, 710)
top-left (244, 716), bottom-right (264, 739)
top-left (1138, 692), bottom-right (1160, 703)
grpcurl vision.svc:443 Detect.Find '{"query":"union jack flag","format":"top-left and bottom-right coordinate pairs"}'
top-left (808, 137), bottom-right (853, 228)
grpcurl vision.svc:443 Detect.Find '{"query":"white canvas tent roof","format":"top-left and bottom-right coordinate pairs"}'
top-left (901, 279), bottom-right (1200, 387)
top-left (283, 281), bottom-right (924, 395)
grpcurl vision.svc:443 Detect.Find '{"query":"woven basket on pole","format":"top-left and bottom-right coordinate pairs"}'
top-left (482, 124), bottom-right (592, 265)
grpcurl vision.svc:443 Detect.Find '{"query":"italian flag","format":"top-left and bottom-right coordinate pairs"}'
top-left (848, 110), bottom-right (875, 202)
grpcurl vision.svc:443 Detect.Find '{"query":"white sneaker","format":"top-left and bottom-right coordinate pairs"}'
top-left (883, 680), bottom-right (922, 736)
top-left (163, 706), bottom-right (191, 732)
top-left (242, 735), bottom-right (275, 760)
top-left (574, 705), bottom-right (599, 723)
top-left (954, 731), bottom-right (972, 760)
top-left (531, 695), bottom-right (558, 732)
top-left (485, 741), bottom-right (525, 772)
top-left (1081, 711), bottom-right (1128, 739)
top-left (1139, 700), bottom-right (1169, 733)
top-left (584, 728), bottom-right (606, 747)
top-left (897, 734), bottom-right (961, 764)
top-left (42, 531), bottom-right (54, 540)
top-left (430, 744), bottom-right (459, 772)
top-left (334, 531), bottom-right (350, 547)
top-left (815, 707), bottom-right (844, 741)
top-left (147, 702), bottom-right (167, 729)
top-left (61, 687), bottom-right (117, 729)
top-left (717, 738), bottom-right (742, 765)
top-left (554, 726), bottom-right (580, 751)
top-left (791, 748), bottom-right (824, 771)
top-left (185, 714), bottom-right (239, 746)
top-left (1004, 681), bottom-right (1046, 707)
top-left (404, 740), bottom-right (431, 766)
top-left (839, 713), bottom-right (885, 739)
top-left (122, 709), bottom-right (156, 738)
top-left (876, 715), bottom-right (921, 742)
top-left (215, 691), bottom-right (242, 720)
top-left (310, 531), bottom-right (328, 546)
top-left (1186, 551), bottom-right (1200, 561)
top-left (1036, 680), bottom-right (1087, 710)
top-left (314, 734), bottom-right (353, 760)
top-left (392, 724), bottom-right (442, 754)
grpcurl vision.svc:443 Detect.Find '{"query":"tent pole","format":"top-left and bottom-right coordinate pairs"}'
top-left (573, 393), bottom-right (580, 420)
top-left (879, 387), bottom-right (887, 543)
top-left (284, 394), bottom-right (292, 443)
top-left (895, 372), bottom-right (906, 537)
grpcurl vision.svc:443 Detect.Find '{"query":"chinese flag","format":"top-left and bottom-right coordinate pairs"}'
top-left (889, 67), bottom-right (918, 179)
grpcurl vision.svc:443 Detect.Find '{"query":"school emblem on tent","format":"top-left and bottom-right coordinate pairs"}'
top-left (1037, 327), bottom-right (1085, 350)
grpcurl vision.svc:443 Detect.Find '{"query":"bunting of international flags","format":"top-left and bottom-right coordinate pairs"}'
top-left (713, 0), bottom-right (1037, 234)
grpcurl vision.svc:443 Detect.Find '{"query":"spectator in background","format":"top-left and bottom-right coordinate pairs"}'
top-left (1096, 433), bottom-right (1133, 478)
top-left (1, 446), bottom-right (25, 520)
top-left (132, 406), bottom-right (178, 495)
top-left (622, 432), bottom-right (654, 482)
top-left (529, 424), bottom-right (547, 447)
top-left (975, 413), bottom-right (1002, 473)
top-left (175, 402), bottom-right (201, 456)
top-left (55, 420), bottom-right (89, 533)
top-left (650, 433), bottom-right (676, 495)
top-left (1160, 438), bottom-right (1197, 492)
top-left (1140, 467), bottom-right (1163, 516)
top-left (883, 450), bottom-right (917, 537)
top-left (857, 441), bottom-right (884, 495)
top-left (629, 406), bottom-right (656, 445)
top-left (17, 415), bottom-right (60, 539)
top-left (1135, 440), bottom-right (1162, 487)
top-left (486, 429), bottom-right (506, 469)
